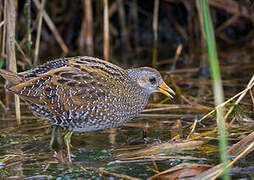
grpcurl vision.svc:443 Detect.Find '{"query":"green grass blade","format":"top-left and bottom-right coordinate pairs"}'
top-left (199, 0), bottom-right (230, 179)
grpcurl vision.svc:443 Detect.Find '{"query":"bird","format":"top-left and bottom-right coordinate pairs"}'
top-left (0, 56), bottom-right (175, 163)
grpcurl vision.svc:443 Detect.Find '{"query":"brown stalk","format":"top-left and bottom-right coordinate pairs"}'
top-left (117, 0), bottom-right (131, 51)
top-left (1, 0), bottom-right (6, 58)
top-left (25, 0), bottom-right (31, 60)
top-left (164, 5), bottom-right (187, 41)
top-left (250, 88), bottom-right (254, 108)
top-left (34, 0), bottom-right (46, 66)
top-left (0, 2), bottom-right (2, 50)
top-left (216, 15), bottom-right (239, 33)
top-left (182, 0), bottom-right (195, 62)
top-left (79, 0), bottom-right (94, 56)
top-left (33, 0), bottom-right (69, 54)
top-left (152, 0), bottom-right (159, 68)
top-left (195, 0), bottom-right (209, 99)
top-left (0, 99), bottom-right (7, 112)
top-left (6, 0), bottom-right (21, 124)
top-left (208, 0), bottom-right (254, 22)
top-left (15, 40), bottom-right (33, 67)
top-left (103, 0), bottom-right (109, 61)
top-left (130, 0), bottom-right (139, 51)
top-left (108, 0), bottom-right (118, 17)
top-left (0, 21), bottom-right (4, 36)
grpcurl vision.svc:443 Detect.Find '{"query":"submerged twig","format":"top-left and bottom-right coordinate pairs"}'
top-left (80, 166), bottom-right (141, 180)
top-left (111, 155), bottom-right (205, 164)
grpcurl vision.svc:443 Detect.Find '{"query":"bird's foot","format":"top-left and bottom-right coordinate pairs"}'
top-left (55, 150), bottom-right (64, 163)
top-left (64, 131), bottom-right (73, 164)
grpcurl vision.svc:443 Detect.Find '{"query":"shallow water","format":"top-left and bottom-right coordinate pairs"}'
top-left (0, 51), bottom-right (254, 179)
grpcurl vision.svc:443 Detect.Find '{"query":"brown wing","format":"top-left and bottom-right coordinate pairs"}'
top-left (19, 56), bottom-right (126, 81)
top-left (8, 62), bottom-right (128, 119)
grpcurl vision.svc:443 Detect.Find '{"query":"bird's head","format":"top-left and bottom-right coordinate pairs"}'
top-left (128, 67), bottom-right (175, 98)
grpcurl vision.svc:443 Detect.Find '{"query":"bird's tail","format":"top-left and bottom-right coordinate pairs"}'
top-left (0, 69), bottom-right (23, 85)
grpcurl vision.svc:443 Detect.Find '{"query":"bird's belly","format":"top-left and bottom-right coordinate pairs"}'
top-left (62, 95), bottom-right (148, 132)
top-left (69, 117), bottom-right (131, 132)
top-left (26, 94), bottom-right (148, 132)
top-left (67, 106), bottom-right (141, 132)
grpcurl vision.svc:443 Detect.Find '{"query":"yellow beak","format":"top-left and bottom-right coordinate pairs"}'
top-left (158, 82), bottom-right (175, 98)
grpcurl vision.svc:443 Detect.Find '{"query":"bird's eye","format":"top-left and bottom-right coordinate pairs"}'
top-left (149, 77), bottom-right (156, 84)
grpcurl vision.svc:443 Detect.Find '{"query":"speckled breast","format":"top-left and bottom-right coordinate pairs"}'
top-left (27, 82), bottom-right (149, 132)
top-left (7, 56), bottom-right (150, 132)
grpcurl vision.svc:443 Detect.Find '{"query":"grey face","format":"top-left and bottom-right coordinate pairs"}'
top-left (135, 67), bottom-right (164, 94)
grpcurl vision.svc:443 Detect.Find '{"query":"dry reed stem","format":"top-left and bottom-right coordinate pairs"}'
top-left (143, 104), bottom-right (211, 112)
top-left (181, 94), bottom-right (212, 111)
top-left (116, 155), bottom-right (205, 162)
top-left (1, 0), bottom-right (7, 58)
top-left (25, 0), bottom-right (31, 60)
top-left (228, 131), bottom-right (254, 156)
top-left (150, 163), bottom-right (213, 180)
top-left (174, 45), bottom-right (182, 63)
top-left (108, 0), bottom-right (118, 17)
top-left (15, 40), bottom-right (32, 67)
top-left (0, 99), bottom-right (7, 112)
top-left (0, 21), bottom-right (4, 28)
top-left (84, 0), bottom-right (94, 55)
top-left (187, 129), bottom-right (217, 141)
top-left (196, 0), bottom-right (209, 77)
top-left (6, 0), bottom-right (21, 124)
top-left (152, 160), bottom-right (159, 173)
top-left (208, 0), bottom-right (254, 21)
top-left (33, 0), bottom-right (68, 54)
top-left (250, 88), bottom-right (254, 106)
top-left (196, 0), bottom-right (206, 40)
top-left (79, 0), bottom-right (93, 55)
top-left (164, 6), bottom-right (187, 41)
top-left (116, 141), bottom-right (204, 159)
top-left (130, 0), bottom-right (139, 51)
top-left (103, 0), bottom-right (109, 61)
top-left (117, 0), bottom-right (131, 51)
top-left (187, 120), bottom-right (198, 139)
top-left (108, 128), bottom-right (116, 145)
top-left (152, 0), bottom-right (159, 68)
top-left (0, 3), bottom-right (2, 40)
top-left (170, 44), bottom-right (183, 70)
top-left (216, 15), bottom-right (239, 33)
top-left (34, 0), bottom-right (46, 66)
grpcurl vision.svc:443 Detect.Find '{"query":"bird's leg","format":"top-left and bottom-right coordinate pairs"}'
top-left (64, 131), bottom-right (73, 163)
top-left (50, 126), bottom-right (64, 162)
